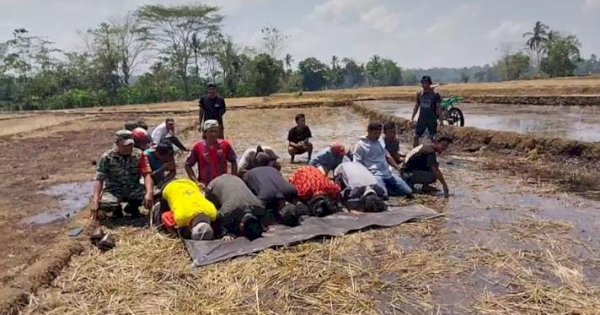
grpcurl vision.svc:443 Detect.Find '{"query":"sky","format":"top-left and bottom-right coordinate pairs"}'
top-left (1, 0), bottom-right (600, 70)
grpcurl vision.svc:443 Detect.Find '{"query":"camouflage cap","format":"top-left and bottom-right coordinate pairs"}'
top-left (115, 130), bottom-right (134, 145)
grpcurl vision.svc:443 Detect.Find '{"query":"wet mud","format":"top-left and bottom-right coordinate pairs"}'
top-left (20, 182), bottom-right (94, 225)
top-left (371, 100), bottom-right (600, 142)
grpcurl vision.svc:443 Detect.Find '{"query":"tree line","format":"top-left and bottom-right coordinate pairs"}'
top-left (0, 5), bottom-right (598, 111)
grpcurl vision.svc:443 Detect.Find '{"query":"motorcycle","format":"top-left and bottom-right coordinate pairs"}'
top-left (440, 96), bottom-right (465, 127)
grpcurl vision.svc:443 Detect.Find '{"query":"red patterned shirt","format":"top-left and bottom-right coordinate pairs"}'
top-left (289, 166), bottom-right (341, 202)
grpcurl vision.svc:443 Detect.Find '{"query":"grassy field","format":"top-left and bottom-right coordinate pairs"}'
top-left (1, 78), bottom-right (599, 314)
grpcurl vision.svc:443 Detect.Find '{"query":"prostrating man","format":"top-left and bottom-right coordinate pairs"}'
top-left (237, 145), bottom-right (281, 177)
top-left (402, 136), bottom-right (452, 197)
top-left (91, 130), bottom-right (154, 222)
top-left (186, 120), bottom-right (238, 187)
top-left (382, 122), bottom-right (403, 164)
top-left (157, 178), bottom-right (218, 240)
top-left (206, 174), bottom-right (264, 241)
top-left (145, 140), bottom-right (176, 188)
top-left (199, 83), bottom-right (226, 139)
top-left (334, 162), bottom-right (387, 212)
top-left (411, 75), bottom-right (442, 147)
top-left (244, 155), bottom-right (303, 226)
top-left (151, 118), bottom-right (189, 152)
top-left (309, 142), bottom-right (350, 176)
top-left (287, 113), bottom-right (313, 163)
top-left (289, 166), bottom-right (341, 217)
top-left (353, 122), bottom-right (413, 197)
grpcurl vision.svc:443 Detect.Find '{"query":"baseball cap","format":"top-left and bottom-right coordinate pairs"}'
top-left (191, 222), bottom-right (214, 240)
top-left (116, 130), bottom-right (134, 145)
top-left (132, 128), bottom-right (148, 142)
top-left (258, 146), bottom-right (279, 160)
top-left (331, 142), bottom-right (345, 156)
top-left (203, 119), bottom-right (220, 131)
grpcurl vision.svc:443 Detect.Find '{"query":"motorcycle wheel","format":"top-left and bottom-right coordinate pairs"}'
top-left (448, 107), bottom-right (465, 127)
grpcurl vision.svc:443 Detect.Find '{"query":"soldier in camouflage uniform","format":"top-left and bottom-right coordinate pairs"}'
top-left (91, 130), bottom-right (154, 222)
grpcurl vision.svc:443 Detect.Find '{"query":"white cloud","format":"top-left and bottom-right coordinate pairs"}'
top-left (309, 0), bottom-right (376, 24)
top-left (583, 0), bottom-right (600, 10)
top-left (360, 5), bottom-right (400, 33)
top-left (486, 20), bottom-right (527, 41)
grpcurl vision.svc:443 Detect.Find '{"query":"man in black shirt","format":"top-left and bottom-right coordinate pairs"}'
top-left (402, 136), bottom-right (452, 197)
top-left (199, 83), bottom-right (226, 139)
top-left (411, 76), bottom-right (443, 147)
top-left (244, 165), bottom-right (303, 227)
top-left (287, 113), bottom-right (313, 163)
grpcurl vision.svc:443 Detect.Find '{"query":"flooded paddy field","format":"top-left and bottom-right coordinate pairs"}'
top-left (20, 107), bottom-right (600, 314)
top-left (369, 100), bottom-right (600, 142)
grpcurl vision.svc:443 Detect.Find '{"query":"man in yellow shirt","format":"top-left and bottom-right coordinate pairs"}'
top-left (157, 178), bottom-right (218, 240)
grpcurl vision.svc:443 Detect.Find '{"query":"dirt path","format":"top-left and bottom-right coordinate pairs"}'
top-left (369, 100), bottom-right (600, 142)
top-left (20, 107), bottom-right (600, 314)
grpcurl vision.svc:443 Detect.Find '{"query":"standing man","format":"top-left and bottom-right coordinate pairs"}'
top-left (353, 122), bottom-right (413, 197)
top-left (91, 130), bottom-right (154, 222)
top-left (151, 118), bottom-right (189, 152)
top-left (411, 76), bottom-right (443, 147)
top-left (185, 120), bottom-right (238, 187)
top-left (199, 83), bottom-right (226, 139)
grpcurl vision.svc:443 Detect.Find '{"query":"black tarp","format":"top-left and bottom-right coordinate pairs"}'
top-left (185, 204), bottom-right (441, 267)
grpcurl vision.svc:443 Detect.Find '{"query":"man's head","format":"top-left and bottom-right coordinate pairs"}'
top-left (165, 118), bottom-right (175, 131)
top-left (190, 214), bottom-right (214, 240)
top-left (115, 130), bottom-right (134, 155)
top-left (295, 113), bottom-right (306, 127)
top-left (367, 122), bottom-right (383, 141)
top-left (309, 196), bottom-right (336, 217)
top-left (362, 194), bottom-right (387, 212)
top-left (203, 120), bottom-right (220, 141)
top-left (239, 212), bottom-right (262, 241)
top-left (155, 140), bottom-right (175, 161)
top-left (279, 203), bottom-right (302, 227)
top-left (132, 128), bottom-right (149, 150)
top-left (207, 83), bottom-right (218, 98)
top-left (421, 75), bottom-right (433, 89)
top-left (255, 152), bottom-right (272, 167)
top-left (383, 122), bottom-right (397, 139)
top-left (124, 121), bottom-right (138, 131)
top-left (137, 120), bottom-right (148, 130)
top-left (331, 142), bottom-right (346, 158)
top-left (433, 136), bottom-right (453, 153)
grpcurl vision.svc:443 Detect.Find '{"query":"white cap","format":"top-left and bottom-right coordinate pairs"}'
top-left (191, 222), bottom-right (214, 240)
top-left (203, 120), bottom-right (220, 131)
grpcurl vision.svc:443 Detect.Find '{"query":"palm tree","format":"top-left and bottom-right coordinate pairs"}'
top-left (523, 21), bottom-right (550, 73)
top-left (284, 53), bottom-right (293, 72)
top-left (331, 55), bottom-right (339, 70)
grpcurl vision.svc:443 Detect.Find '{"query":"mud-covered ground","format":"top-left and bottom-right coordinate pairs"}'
top-left (0, 114), bottom-right (195, 285)
top-left (15, 107), bottom-right (600, 314)
top-left (370, 100), bottom-right (600, 142)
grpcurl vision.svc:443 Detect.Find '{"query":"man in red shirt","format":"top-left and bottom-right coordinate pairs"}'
top-left (289, 166), bottom-right (341, 217)
top-left (185, 120), bottom-right (238, 188)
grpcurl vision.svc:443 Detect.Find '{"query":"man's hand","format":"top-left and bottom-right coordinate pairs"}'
top-left (443, 185), bottom-right (450, 198)
top-left (196, 182), bottom-right (206, 192)
top-left (143, 193), bottom-right (154, 210)
top-left (89, 202), bottom-right (99, 222)
top-left (222, 235), bottom-right (235, 242)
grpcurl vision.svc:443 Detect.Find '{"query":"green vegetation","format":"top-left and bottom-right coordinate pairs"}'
top-left (0, 8), bottom-right (598, 111)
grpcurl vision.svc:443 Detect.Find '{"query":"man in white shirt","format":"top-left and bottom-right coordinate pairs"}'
top-left (237, 145), bottom-right (280, 177)
top-left (150, 118), bottom-right (189, 152)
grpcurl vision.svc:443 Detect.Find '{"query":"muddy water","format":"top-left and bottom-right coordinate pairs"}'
top-left (20, 182), bottom-right (94, 225)
top-left (366, 100), bottom-right (600, 142)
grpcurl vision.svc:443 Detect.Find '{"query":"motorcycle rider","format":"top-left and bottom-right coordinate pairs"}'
top-left (411, 75), bottom-right (443, 147)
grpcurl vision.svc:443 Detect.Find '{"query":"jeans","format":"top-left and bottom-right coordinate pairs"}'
top-left (375, 174), bottom-right (413, 197)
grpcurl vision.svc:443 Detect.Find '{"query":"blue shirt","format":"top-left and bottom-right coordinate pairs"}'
top-left (144, 149), bottom-right (163, 171)
top-left (309, 148), bottom-right (346, 172)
